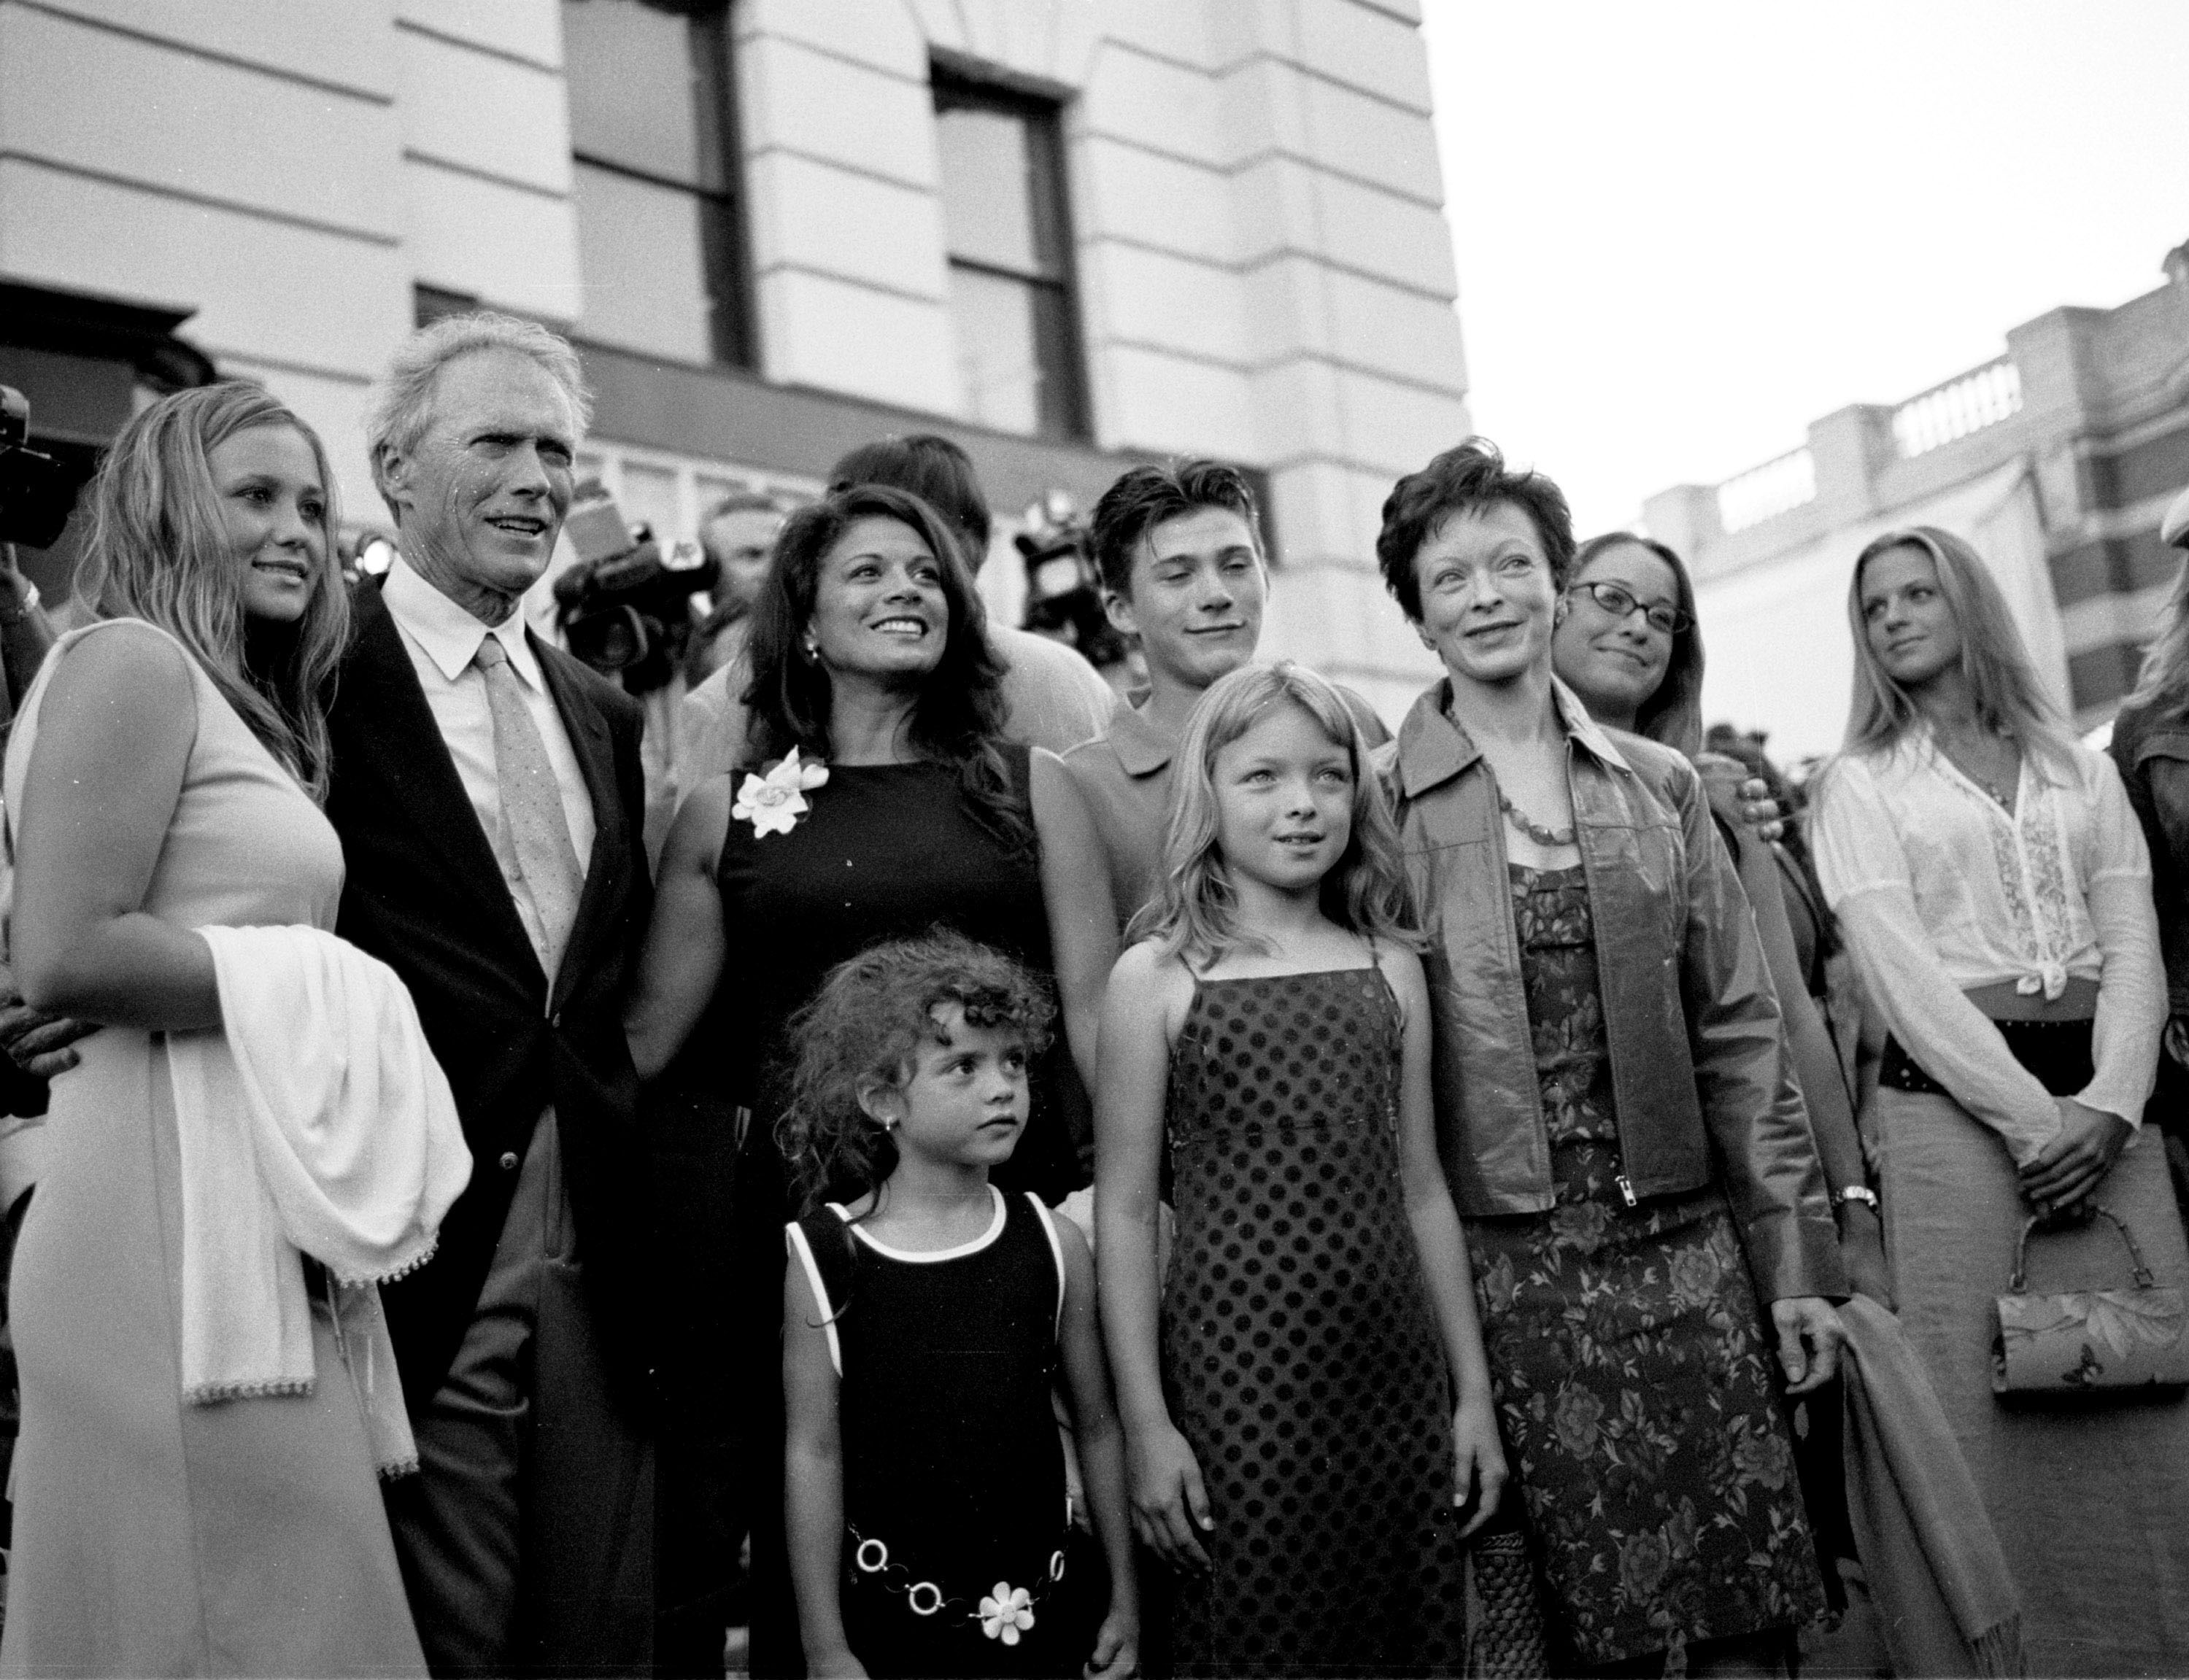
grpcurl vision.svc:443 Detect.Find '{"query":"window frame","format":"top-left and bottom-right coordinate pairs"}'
top-left (930, 63), bottom-right (1091, 442)
top-left (564, 0), bottom-right (757, 370)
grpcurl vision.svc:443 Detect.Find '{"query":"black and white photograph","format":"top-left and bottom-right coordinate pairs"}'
top-left (0, 1), bottom-right (2183, 1676)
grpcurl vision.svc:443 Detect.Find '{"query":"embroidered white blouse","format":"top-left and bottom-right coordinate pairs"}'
top-left (1812, 731), bottom-right (2163, 1165)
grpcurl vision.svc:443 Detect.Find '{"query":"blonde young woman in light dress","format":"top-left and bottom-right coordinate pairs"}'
top-left (1, 384), bottom-right (431, 1677)
top-left (1812, 525), bottom-right (2189, 1676)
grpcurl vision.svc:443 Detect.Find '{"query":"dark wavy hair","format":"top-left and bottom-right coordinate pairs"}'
top-left (740, 483), bottom-right (1029, 852)
top-left (1571, 531), bottom-right (1705, 756)
top-left (776, 932), bottom-right (1056, 1216)
top-left (1376, 438), bottom-right (1576, 621)
top-left (1089, 459), bottom-right (1265, 597)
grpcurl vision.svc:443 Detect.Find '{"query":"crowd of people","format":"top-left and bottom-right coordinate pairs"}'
top-left (0, 306), bottom-right (2186, 1680)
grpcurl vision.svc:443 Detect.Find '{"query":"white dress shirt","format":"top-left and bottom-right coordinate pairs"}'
top-left (382, 557), bottom-right (595, 967)
top-left (1813, 730), bottom-right (2163, 1161)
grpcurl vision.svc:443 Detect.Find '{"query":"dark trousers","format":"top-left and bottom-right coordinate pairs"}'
top-left (385, 1111), bottom-right (654, 1676)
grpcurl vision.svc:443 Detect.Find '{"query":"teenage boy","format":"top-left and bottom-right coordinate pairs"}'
top-left (1062, 460), bottom-right (1387, 926)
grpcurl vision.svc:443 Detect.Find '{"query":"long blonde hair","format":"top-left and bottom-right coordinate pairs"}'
top-left (74, 382), bottom-right (350, 801)
top-left (1841, 525), bottom-right (2074, 778)
top-left (1130, 662), bottom-right (1421, 967)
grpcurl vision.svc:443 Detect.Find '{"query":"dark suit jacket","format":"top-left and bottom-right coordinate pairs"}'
top-left (327, 581), bottom-right (655, 1419)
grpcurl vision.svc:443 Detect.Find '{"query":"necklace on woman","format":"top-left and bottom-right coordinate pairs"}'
top-left (1498, 791), bottom-right (1575, 848)
top-left (1935, 723), bottom-right (2018, 811)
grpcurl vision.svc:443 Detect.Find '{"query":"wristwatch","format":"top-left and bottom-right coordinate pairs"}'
top-left (1832, 1185), bottom-right (1880, 1213)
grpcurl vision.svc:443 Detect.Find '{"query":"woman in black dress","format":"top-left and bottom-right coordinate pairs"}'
top-left (627, 483), bottom-right (1116, 1675)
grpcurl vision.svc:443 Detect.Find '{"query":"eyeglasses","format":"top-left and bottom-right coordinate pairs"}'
top-left (1567, 581), bottom-right (1693, 635)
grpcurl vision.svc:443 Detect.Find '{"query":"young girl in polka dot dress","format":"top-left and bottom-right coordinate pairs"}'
top-left (780, 933), bottom-right (1139, 1679)
top-left (1094, 662), bottom-right (1503, 1676)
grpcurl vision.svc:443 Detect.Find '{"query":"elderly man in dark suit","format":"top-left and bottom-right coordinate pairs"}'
top-left (339, 312), bottom-right (654, 1676)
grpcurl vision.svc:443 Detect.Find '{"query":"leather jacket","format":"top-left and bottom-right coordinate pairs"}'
top-left (1389, 679), bottom-right (1845, 1304)
top-left (2109, 694), bottom-right (2189, 1018)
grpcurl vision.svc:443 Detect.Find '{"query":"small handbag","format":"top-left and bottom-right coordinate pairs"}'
top-left (1464, 1528), bottom-right (1551, 1678)
top-left (1992, 1203), bottom-right (2189, 1395)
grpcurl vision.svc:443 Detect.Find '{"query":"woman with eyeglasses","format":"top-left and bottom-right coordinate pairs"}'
top-left (1379, 441), bottom-right (1846, 1676)
top-left (1811, 527), bottom-right (2189, 1674)
top-left (1552, 533), bottom-right (1885, 1307)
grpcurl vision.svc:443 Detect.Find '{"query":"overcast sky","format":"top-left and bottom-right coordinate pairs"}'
top-left (1418, 1), bottom-right (2189, 538)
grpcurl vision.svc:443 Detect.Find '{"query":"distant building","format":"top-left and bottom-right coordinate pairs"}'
top-left (0, 0), bottom-right (1466, 714)
top-left (1644, 240), bottom-right (2189, 759)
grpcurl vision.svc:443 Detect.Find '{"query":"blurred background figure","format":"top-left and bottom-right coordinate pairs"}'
top-left (690, 491), bottom-right (787, 685)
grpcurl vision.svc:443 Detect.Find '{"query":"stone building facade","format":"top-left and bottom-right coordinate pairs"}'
top-left (1643, 241), bottom-right (2189, 759)
top-left (0, 0), bottom-right (1467, 715)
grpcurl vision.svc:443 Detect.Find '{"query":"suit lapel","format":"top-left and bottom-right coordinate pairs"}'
top-left (344, 587), bottom-right (541, 976)
top-left (532, 634), bottom-right (623, 1009)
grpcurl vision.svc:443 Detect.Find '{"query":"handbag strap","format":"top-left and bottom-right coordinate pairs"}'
top-left (2008, 1202), bottom-right (2156, 1293)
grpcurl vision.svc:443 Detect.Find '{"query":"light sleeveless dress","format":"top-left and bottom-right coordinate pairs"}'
top-left (0, 620), bottom-right (425, 1677)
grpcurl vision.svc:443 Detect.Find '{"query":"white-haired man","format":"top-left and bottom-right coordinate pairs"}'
top-left (334, 313), bottom-right (653, 1673)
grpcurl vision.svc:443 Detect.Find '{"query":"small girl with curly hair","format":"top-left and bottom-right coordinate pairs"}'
top-left (1094, 660), bottom-right (1501, 1676)
top-left (780, 932), bottom-right (1139, 1680)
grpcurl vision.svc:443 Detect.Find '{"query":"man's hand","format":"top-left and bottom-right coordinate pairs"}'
top-left (0, 967), bottom-right (94, 1079)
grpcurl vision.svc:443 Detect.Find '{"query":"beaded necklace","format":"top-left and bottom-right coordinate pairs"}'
top-left (1498, 791), bottom-right (1575, 848)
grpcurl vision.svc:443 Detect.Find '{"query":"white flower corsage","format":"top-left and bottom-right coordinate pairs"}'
top-left (976, 1582), bottom-right (1035, 1645)
top-left (731, 747), bottom-right (829, 838)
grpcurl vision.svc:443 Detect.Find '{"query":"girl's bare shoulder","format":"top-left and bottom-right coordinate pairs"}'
top-left (1108, 937), bottom-right (1196, 1031)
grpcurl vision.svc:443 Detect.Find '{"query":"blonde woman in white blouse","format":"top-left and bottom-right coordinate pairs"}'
top-left (1812, 525), bottom-right (2189, 1675)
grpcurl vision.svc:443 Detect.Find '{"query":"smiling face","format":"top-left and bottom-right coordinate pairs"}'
top-left (1859, 542), bottom-right (1963, 692)
top-left (1105, 506), bottom-right (1267, 694)
top-left (1410, 502), bottom-right (1559, 691)
top-left (204, 424), bottom-right (330, 626)
top-left (1210, 700), bottom-right (1356, 899)
top-left (862, 1004), bottom-right (1031, 1171)
top-left (806, 515), bottom-right (949, 684)
top-left (379, 347), bottom-right (577, 621)
top-left (1552, 540), bottom-right (1682, 728)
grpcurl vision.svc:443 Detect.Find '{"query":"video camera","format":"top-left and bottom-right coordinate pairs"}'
top-left (1016, 491), bottom-right (1130, 673)
top-left (552, 479), bottom-right (719, 694)
top-left (0, 387), bottom-right (78, 551)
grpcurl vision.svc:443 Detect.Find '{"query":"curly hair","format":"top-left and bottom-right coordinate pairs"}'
top-left (1376, 438), bottom-right (1576, 622)
top-left (1131, 661), bottom-right (1422, 968)
top-left (776, 931), bottom-right (1057, 1216)
top-left (740, 483), bottom-right (1031, 854)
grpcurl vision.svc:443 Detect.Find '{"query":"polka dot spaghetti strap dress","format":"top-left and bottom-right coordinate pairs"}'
top-left (1161, 966), bottom-right (1468, 1676)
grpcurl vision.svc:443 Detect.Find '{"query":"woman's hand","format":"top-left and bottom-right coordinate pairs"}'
top-left (1451, 1393), bottom-right (1507, 1540)
top-left (1838, 1201), bottom-right (1893, 1309)
top-left (0, 967), bottom-right (96, 1078)
top-left (1769, 1296), bottom-right (1845, 1394)
top-left (2020, 1099), bottom-right (2133, 1217)
top-left (1086, 1606), bottom-right (1141, 1679)
top-left (1125, 1421), bottom-right (1212, 1573)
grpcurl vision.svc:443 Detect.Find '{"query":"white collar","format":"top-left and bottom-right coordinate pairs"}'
top-left (382, 554), bottom-right (543, 691)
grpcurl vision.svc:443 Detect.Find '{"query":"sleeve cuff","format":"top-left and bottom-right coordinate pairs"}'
top-left (1740, 1209), bottom-right (1849, 1304)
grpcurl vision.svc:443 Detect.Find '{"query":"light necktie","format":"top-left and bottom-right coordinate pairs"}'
top-left (473, 633), bottom-right (584, 980)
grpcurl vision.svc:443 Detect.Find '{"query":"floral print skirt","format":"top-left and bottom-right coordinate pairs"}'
top-left (1467, 1138), bottom-right (1826, 1668)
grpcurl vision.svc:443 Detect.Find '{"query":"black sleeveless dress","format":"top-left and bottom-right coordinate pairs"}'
top-left (1161, 966), bottom-right (1470, 1676)
top-left (789, 1190), bottom-right (1076, 1679)
top-left (653, 748), bottom-right (1087, 1674)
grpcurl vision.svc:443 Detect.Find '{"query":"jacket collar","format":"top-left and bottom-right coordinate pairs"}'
top-left (1109, 696), bottom-right (1178, 778)
top-left (1394, 674), bottom-right (1632, 800)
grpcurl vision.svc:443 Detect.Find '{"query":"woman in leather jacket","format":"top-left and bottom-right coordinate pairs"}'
top-left (1375, 439), bottom-right (1845, 1677)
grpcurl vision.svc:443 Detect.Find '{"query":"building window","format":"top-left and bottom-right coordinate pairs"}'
top-left (933, 70), bottom-right (1088, 440)
top-left (563, 0), bottom-right (754, 368)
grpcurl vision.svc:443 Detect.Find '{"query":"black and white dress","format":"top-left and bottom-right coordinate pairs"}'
top-left (787, 1188), bottom-right (1078, 1679)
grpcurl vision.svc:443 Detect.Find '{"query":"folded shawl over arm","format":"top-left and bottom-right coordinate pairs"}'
top-left (165, 924), bottom-right (472, 1473)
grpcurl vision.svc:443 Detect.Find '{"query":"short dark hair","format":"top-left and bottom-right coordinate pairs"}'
top-left (1375, 438), bottom-right (1575, 622)
top-left (1089, 460), bottom-right (1264, 597)
top-left (829, 434), bottom-right (991, 558)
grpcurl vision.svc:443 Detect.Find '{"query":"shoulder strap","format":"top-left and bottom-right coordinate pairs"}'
top-left (1023, 1192), bottom-right (1067, 1337)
